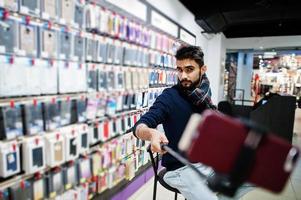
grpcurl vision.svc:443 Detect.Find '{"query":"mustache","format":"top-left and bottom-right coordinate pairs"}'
top-left (179, 79), bottom-right (192, 84)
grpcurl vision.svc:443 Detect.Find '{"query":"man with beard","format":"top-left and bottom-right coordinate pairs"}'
top-left (133, 45), bottom-right (253, 200)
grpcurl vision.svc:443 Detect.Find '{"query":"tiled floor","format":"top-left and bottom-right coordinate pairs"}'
top-left (129, 108), bottom-right (301, 200)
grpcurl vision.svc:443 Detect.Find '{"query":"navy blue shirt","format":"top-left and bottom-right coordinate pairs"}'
top-left (134, 85), bottom-right (207, 171)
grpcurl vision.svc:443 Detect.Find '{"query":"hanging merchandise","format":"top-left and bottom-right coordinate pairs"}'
top-left (106, 38), bottom-right (115, 64)
top-left (85, 33), bottom-right (98, 62)
top-left (8, 180), bottom-right (33, 200)
top-left (59, 0), bottom-right (74, 25)
top-left (124, 68), bottom-right (133, 91)
top-left (21, 99), bottom-right (44, 136)
top-left (99, 7), bottom-right (108, 34)
top-left (0, 16), bottom-right (19, 54)
top-left (31, 174), bottom-right (46, 200)
top-left (98, 36), bottom-right (108, 63)
top-left (88, 122), bottom-right (99, 145)
top-left (42, 98), bottom-right (61, 131)
top-left (0, 0), bottom-right (18, 11)
top-left (0, 140), bottom-right (20, 178)
top-left (58, 29), bottom-right (72, 60)
top-left (106, 68), bottom-right (116, 91)
top-left (122, 94), bottom-right (130, 111)
top-left (73, 97), bottom-right (87, 123)
top-left (73, 32), bottom-right (85, 62)
top-left (44, 132), bottom-right (65, 168)
top-left (24, 57), bottom-right (42, 96)
top-left (74, 0), bottom-right (85, 29)
top-left (116, 94), bottom-right (124, 113)
top-left (98, 65), bottom-right (108, 91)
top-left (142, 92), bottom-right (148, 108)
top-left (113, 40), bottom-right (124, 65)
top-left (123, 43), bottom-right (131, 66)
top-left (40, 60), bottom-right (58, 95)
top-left (58, 61), bottom-right (85, 93)
top-left (106, 96), bottom-right (117, 117)
top-left (86, 96), bottom-right (98, 120)
top-left (79, 157), bottom-right (92, 183)
top-left (115, 69), bottom-right (125, 91)
top-left (63, 126), bottom-right (79, 162)
top-left (19, 20), bottom-right (38, 57)
top-left (46, 168), bottom-right (64, 198)
top-left (0, 103), bottom-right (23, 140)
top-left (96, 96), bottom-right (106, 118)
top-left (40, 24), bottom-right (58, 59)
top-left (41, 0), bottom-right (58, 21)
top-left (78, 124), bottom-right (89, 154)
top-left (0, 56), bottom-right (25, 97)
top-left (63, 161), bottom-right (78, 191)
top-left (132, 69), bottom-right (139, 90)
top-left (72, 63), bottom-right (87, 92)
top-left (59, 99), bottom-right (72, 126)
top-left (85, 3), bottom-right (97, 32)
top-left (20, 0), bottom-right (40, 16)
top-left (22, 135), bottom-right (46, 174)
top-left (87, 64), bottom-right (98, 92)
top-left (91, 152), bottom-right (101, 176)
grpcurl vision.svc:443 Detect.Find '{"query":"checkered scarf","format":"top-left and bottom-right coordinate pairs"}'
top-left (187, 74), bottom-right (216, 109)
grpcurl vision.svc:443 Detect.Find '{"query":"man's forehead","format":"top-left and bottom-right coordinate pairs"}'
top-left (176, 59), bottom-right (199, 68)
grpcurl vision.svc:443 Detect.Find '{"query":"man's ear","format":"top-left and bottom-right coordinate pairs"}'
top-left (200, 65), bottom-right (207, 75)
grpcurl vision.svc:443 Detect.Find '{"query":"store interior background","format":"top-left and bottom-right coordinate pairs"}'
top-left (0, 0), bottom-right (301, 199)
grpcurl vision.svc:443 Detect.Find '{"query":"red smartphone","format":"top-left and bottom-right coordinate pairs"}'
top-left (179, 110), bottom-right (300, 193)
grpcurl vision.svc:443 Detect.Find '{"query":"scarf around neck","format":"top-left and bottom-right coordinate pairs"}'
top-left (180, 73), bottom-right (216, 109)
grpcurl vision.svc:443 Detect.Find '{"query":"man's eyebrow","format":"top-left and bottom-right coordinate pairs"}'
top-left (177, 65), bottom-right (195, 69)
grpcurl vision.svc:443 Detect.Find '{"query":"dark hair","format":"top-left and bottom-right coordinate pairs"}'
top-left (175, 45), bottom-right (204, 67)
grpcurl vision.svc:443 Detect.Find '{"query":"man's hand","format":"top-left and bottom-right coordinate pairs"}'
top-left (150, 129), bottom-right (169, 154)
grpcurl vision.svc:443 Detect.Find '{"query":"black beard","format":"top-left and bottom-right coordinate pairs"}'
top-left (178, 77), bottom-right (201, 92)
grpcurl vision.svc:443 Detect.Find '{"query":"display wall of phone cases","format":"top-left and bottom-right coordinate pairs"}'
top-left (59, 0), bottom-right (74, 25)
top-left (22, 102), bottom-right (44, 136)
top-left (0, 17), bottom-right (19, 54)
top-left (22, 136), bottom-right (46, 174)
top-left (0, 141), bottom-right (20, 178)
top-left (40, 28), bottom-right (57, 58)
top-left (73, 34), bottom-right (85, 62)
top-left (62, 126), bottom-right (79, 161)
top-left (20, 0), bottom-right (40, 16)
top-left (44, 132), bottom-right (65, 167)
top-left (58, 31), bottom-right (72, 60)
top-left (42, 100), bottom-right (61, 131)
top-left (40, 60), bottom-right (58, 95)
top-left (41, 0), bottom-right (58, 20)
top-left (19, 23), bottom-right (38, 57)
top-left (74, 0), bottom-right (85, 29)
